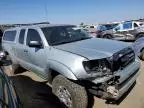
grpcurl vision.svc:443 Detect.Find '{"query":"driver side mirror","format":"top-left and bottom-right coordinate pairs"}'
top-left (28, 41), bottom-right (43, 48)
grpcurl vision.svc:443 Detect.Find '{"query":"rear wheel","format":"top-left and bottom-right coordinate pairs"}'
top-left (52, 75), bottom-right (88, 108)
top-left (103, 34), bottom-right (113, 39)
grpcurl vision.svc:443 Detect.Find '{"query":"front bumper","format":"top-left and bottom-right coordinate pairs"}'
top-left (89, 59), bottom-right (140, 100)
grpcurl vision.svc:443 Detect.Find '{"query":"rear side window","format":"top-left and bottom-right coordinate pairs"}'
top-left (3, 31), bottom-right (16, 41)
top-left (19, 29), bottom-right (25, 44)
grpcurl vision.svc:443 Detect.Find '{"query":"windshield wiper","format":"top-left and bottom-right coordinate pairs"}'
top-left (52, 41), bottom-right (72, 46)
top-left (52, 37), bottom-right (92, 46)
top-left (71, 37), bottom-right (92, 42)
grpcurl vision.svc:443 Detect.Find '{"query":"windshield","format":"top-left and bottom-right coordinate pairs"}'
top-left (41, 26), bottom-right (91, 46)
top-left (104, 24), bottom-right (118, 30)
top-left (97, 25), bottom-right (107, 31)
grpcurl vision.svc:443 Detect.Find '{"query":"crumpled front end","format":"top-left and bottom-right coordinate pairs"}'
top-left (85, 47), bottom-right (140, 100)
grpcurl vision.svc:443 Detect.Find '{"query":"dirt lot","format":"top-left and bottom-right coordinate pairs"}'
top-left (10, 61), bottom-right (144, 108)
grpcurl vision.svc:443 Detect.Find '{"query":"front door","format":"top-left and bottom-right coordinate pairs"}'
top-left (113, 24), bottom-right (126, 40)
top-left (25, 29), bottom-right (47, 77)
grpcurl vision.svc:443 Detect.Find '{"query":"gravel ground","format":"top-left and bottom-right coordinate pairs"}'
top-left (10, 61), bottom-right (144, 108)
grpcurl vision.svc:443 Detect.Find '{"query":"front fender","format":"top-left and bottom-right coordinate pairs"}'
top-left (48, 60), bottom-right (78, 80)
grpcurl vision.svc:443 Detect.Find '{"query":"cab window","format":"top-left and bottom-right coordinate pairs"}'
top-left (26, 29), bottom-right (42, 46)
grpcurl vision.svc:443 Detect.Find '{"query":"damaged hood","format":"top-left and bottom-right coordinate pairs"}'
top-left (54, 38), bottom-right (131, 60)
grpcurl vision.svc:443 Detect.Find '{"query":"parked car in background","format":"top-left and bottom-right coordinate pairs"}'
top-left (133, 37), bottom-right (144, 60)
top-left (2, 24), bottom-right (140, 108)
top-left (0, 51), bottom-right (21, 108)
top-left (101, 21), bottom-right (144, 41)
top-left (96, 23), bottom-right (118, 38)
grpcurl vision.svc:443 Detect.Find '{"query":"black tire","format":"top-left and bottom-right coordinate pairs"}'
top-left (136, 33), bottom-right (144, 40)
top-left (2, 55), bottom-right (18, 76)
top-left (103, 34), bottom-right (113, 39)
top-left (52, 75), bottom-right (88, 108)
top-left (140, 49), bottom-right (144, 61)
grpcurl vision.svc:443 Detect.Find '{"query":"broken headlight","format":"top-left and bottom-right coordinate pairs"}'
top-left (83, 58), bottom-right (112, 75)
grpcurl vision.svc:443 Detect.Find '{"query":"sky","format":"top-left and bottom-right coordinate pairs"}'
top-left (0, 0), bottom-right (143, 24)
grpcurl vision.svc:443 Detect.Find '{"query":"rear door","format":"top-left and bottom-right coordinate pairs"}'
top-left (15, 29), bottom-right (27, 64)
top-left (128, 22), bottom-right (139, 38)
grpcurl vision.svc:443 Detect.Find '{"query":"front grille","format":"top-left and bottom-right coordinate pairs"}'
top-left (112, 48), bottom-right (135, 71)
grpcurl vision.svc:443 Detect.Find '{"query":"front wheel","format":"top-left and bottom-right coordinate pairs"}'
top-left (52, 75), bottom-right (88, 108)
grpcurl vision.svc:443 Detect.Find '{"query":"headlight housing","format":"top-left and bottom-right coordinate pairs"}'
top-left (83, 58), bottom-right (112, 75)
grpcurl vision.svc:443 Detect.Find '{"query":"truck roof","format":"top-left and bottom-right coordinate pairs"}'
top-left (5, 24), bottom-right (75, 31)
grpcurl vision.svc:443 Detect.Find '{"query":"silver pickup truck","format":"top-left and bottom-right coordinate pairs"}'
top-left (2, 24), bottom-right (140, 108)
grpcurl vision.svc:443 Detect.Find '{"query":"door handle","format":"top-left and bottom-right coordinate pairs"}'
top-left (24, 49), bottom-right (28, 53)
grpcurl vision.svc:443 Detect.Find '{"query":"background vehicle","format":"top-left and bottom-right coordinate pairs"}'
top-left (2, 24), bottom-right (140, 108)
top-left (133, 37), bottom-right (144, 60)
top-left (0, 51), bottom-right (21, 108)
top-left (96, 23), bottom-right (119, 38)
top-left (101, 21), bottom-right (144, 40)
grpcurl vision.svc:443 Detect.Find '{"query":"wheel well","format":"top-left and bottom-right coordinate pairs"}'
top-left (136, 32), bottom-right (144, 37)
top-left (103, 34), bottom-right (112, 37)
top-left (49, 69), bottom-right (78, 83)
top-left (103, 34), bottom-right (113, 38)
top-left (138, 32), bottom-right (144, 34)
top-left (50, 69), bottom-right (60, 81)
top-left (140, 47), bottom-right (144, 52)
